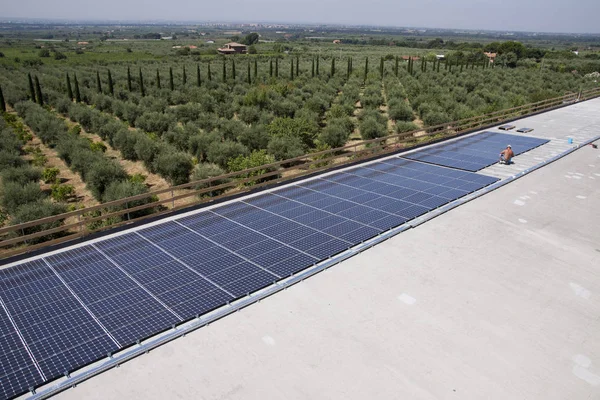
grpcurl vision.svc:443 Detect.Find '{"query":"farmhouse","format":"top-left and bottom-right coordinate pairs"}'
top-left (484, 52), bottom-right (497, 63)
top-left (401, 55), bottom-right (420, 61)
top-left (217, 42), bottom-right (247, 54)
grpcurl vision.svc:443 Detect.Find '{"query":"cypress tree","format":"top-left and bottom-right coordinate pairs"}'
top-left (28, 73), bottom-right (36, 102)
top-left (0, 85), bottom-right (6, 113)
top-left (290, 58), bottom-right (294, 79)
top-left (395, 56), bottom-right (399, 76)
top-left (247, 61), bottom-right (251, 84)
top-left (275, 58), bottom-right (279, 77)
top-left (331, 58), bottom-right (335, 76)
top-left (169, 67), bottom-right (174, 90)
top-left (296, 56), bottom-right (299, 76)
top-left (34, 76), bottom-right (43, 106)
top-left (74, 73), bottom-right (81, 103)
top-left (208, 62), bottom-right (212, 81)
top-left (127, 66), bottom-right (132, 92)
top-left (139, 68), bottom-right (145, 97)
top-left (364, 57), bottom-right (369, 83)
top-left (471, 62), bottom-right (475, 70)
top-left (66, 73), bottom-right (73, 100)
top-left (316, 56), bottom-right (319, 75)
top-left (347, 57), bottom-right (351, 78)
top-left (311, 58), bottom-right (315, 77)
top-left (156, 69), bottom-right (161, 89)
top-left (182, 65), bottom-right (187, 85)
top-left (197, 64), bottom-right (201, 87)
top-left (437, 59), bottom-right (440, 72)
top-left (96, 71), bottom-right (102, 93)
top-left (380, 56), bottom-right (384, 78)
top-left (107, 69), bottom-right (114, 95)
top-left (350, 57), bottom-right (353, 74)
top-left (269, 59), bottom-right (273, 77)
top-left (424, 60), bottom-right (427, 72)
top-left (222, 59), bottom-right (227, 82)
top-left (232, 59), bottom-right (236, 80)
top-left (254, 59), bottom-right (258, 79)
top-left (460, 63), bottom-right (464, 72)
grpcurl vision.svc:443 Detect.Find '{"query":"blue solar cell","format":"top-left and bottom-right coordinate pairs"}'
top-left (273, 225), bottom-right (319, 242)
top-left (222, 270), bottom-right (278, 297)
top-left (278, 205), bottom-right (314, 219)
top-left (208, 262), bottom-right (271, 286)
top-left (35, 334), bottom-right (117, 380)
top-left (368, 215), bottom-right (408, 231)
top-left (419, 196), bottom-right (449, 209)
top-left (404, 192), bottom-right (434, 204)
top-left (321, 220), bottom-right (366, 237)
top-left (306, 215), bottom-right (348, 231)
top-left (292, 209), bottom-right (331, 224)
top-left (291, 233), bottom-right (335, 251)
top-left (260, 220), bottom-right (303, 236)
top-left (265, 253), bottom-right (318, 277)
top-left (107, 308), bottom-right (179, 346)
top-left (0, 363), bottom-right (43, 399)
top-left (397, 204), bottom-right (430, 220)
top-left (438, 188), bottom-right (469, 200)
top-left (322, 200), bottom-right (356, 214)
top-left (305, 240), bottom-right (350, 259)
top-left (339, 226), bottom-right (382, 242)
top-left (170, 289), bottom-right (233, 318)
top-left (346, 209), bottom-right (391, 225)
top-left (251, 245), bottom-right (304, 267)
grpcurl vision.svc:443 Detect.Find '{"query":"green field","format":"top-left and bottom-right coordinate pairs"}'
top-left (1, 22), bottom-right (599, 243)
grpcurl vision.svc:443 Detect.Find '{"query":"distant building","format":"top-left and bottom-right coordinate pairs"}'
top-left (573, 51), bottom-right (579, 56)
top-left (436, 54), bottom-right (445, 60)
top-left (217, 42), bottom-right (247, 54)
top-left (77, 41), bottom-right (89, 45)
top-left (401, 56), bottom-right (420, 62)
top-left (333, 40), bottom-right (341, 44)
top-left (484, 52), bottom-right (497, 63)
top-left (206, 40), bottom-right (215, 44)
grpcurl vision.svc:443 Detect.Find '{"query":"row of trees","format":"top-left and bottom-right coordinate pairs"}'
top-left (0, 114), bottom-right (67, 240)
top-left (14, 101), bottom-right (156, 215)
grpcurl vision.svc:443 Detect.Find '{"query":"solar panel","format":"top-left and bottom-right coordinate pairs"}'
top-left (498, 124), bottom-right (515, 130)
top-left (402, 131), bottom-right (549, 171)
top-left (0, 157), bottom-right (500, 397)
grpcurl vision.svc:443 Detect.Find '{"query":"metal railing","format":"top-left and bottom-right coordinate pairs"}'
top-left (1, 87), bottom-right (599, 258)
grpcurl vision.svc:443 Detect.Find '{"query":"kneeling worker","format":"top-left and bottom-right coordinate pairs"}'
top-left (499, 144), bottom-right (514, 164)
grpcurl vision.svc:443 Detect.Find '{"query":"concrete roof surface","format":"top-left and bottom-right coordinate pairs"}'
top-left (52, 100), bottom-right (600, 399)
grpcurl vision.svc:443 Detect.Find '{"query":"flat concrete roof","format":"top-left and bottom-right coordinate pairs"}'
top-left (49, 100), bottom-right (600, 399)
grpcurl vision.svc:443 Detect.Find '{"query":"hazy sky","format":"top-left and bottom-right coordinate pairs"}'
top-left (5, 0), bottom-right (600, 34)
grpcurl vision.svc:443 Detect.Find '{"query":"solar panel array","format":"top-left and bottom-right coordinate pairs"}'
top-left (402, 131), bottom-right (549, 171)
top-left (0, 157), bottom-right (500, 399)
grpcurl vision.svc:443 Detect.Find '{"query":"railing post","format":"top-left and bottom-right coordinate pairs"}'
top-left (78, 214), bottom-right (83, 235)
